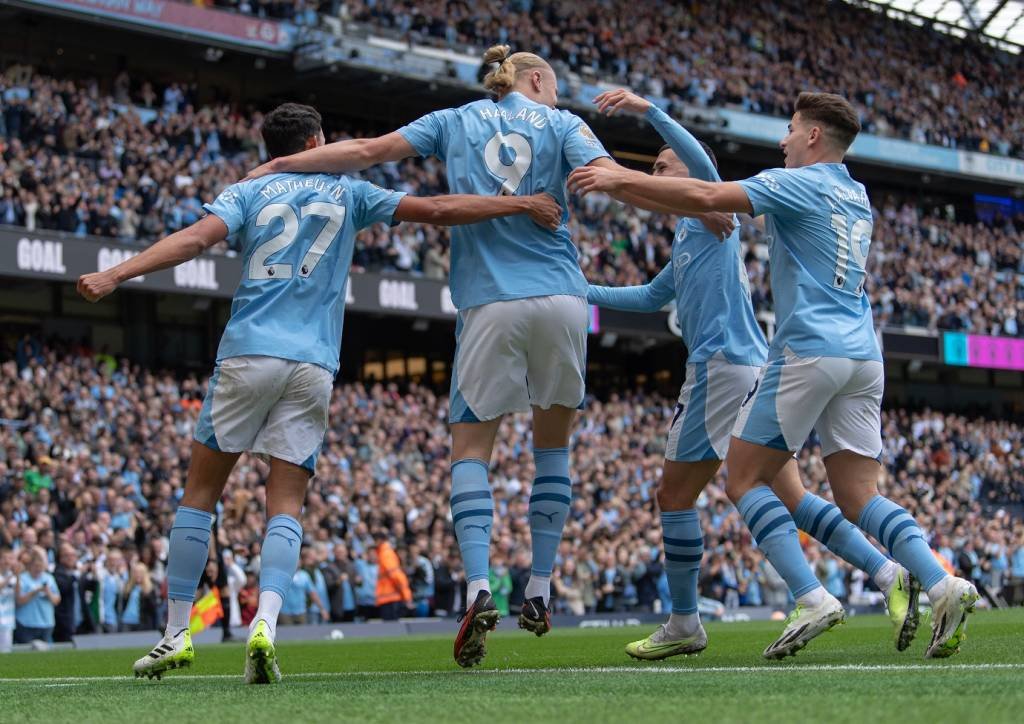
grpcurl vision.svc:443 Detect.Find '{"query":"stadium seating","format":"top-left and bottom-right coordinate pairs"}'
top-left (1, 346), bottom-right (1021, 631)
top-left (2, 67), bottom-right (1022, 338)
top-left (200, 0), bottom-right (1024, 158)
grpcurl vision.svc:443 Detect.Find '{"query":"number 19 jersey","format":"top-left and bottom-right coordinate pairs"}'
top-left (203, 172), bottom-right (405, 374)
top-left (737, 163), bottom-right (881, 362)
top-left (398, 91), bottom-right (610, 310)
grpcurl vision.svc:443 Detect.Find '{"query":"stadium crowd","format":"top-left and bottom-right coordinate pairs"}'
top-left (199, 0), bottom-right (1024, 157)
top-left (2, 66), bottom-right (1023, 339)
top-left (1, 343), bottom-right (1022, 645)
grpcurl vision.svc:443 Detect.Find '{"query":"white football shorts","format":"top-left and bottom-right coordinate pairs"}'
top-left (194, 355), bottom-right (334, 473)
top-left (731, 352), bottom-right (884, 459)
top-left (449, 294), bottom-right (588, 423)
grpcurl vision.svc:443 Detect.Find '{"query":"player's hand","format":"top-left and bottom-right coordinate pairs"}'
top-left (245, 158), bottom-right (280, 181)
top-left (526, 192), bottom-right (562, 230)
top-left (593, 89), bottom-right (652, 116)
top-left (695, 212), bottom-right (735, 241)
top-left (77, 271), bottom-right (119, 303)
top-left (567, 165), bottom-right (627, 196)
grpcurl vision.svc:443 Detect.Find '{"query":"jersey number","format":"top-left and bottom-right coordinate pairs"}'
top-left (483, 131), bottom-right (533, 194)
top-left (829, 213), bottom-right (872, 295)
top-left (249, 202), bottom-right (347, 280)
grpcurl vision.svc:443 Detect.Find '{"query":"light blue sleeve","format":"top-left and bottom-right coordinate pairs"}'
top-left (202, 182), bottom-right (249, 236)
top-left (562, 113), bottom-right (611, 169)
top-left (586, 264), bottom-right (675, 312)
top-left (397, 108), bottom-right (458, 160)
top-left (736, 168), bottom-right (813, 218)
top-left (350, 179), bottom-right (407, 230)
top-left (645, 106), bottom-right (720, 183)
top-left (47, 574), bottom-right (59, 596)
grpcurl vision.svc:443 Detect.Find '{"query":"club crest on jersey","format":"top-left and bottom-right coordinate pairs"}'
top-left (753, 172), bottom-right (781, 192)
top-left (578, 124), bottom-right (599, 147)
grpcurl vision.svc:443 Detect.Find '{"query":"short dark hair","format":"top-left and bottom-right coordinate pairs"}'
top-left (261, 103), bottom-right (322, 159)
top-left (656, 141), bottom-right (718, 171)
top-left (794, 92), bottom-right (860, 150)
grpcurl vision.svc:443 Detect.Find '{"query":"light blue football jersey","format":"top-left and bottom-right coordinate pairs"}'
top-left (587, 107), bottom-right (767, 366)
top-left (737, 163), bottom-right (881, 362)
top-left (398, 91), bottom-right (610, 309)
top-left (203, 172), bottom-right (405, 373)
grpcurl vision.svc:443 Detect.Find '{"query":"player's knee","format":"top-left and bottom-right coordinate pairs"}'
top-left (656, 482), bottom-right (697, 511)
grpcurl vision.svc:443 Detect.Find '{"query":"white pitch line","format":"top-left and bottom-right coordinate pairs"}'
top-left (2, 663), bottom-right (1023, 685)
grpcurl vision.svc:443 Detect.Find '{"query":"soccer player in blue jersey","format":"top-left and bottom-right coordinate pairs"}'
top-left (569, 91), bottom-right (978, 660)
top-left (246, 46), bottom-right (733, 667)
top-left (584, 90), bottom-right (918, 660)
top-left (77, 103), bottom-right (561, 682)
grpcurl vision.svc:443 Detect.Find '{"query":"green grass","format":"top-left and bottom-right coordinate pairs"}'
top-left (2, 610), bottom-right (1023, 723)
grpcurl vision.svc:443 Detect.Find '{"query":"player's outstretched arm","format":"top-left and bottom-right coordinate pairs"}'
top-left (393, 192), bottom-right (562, 230)
top-left (587, 264), bottom-right (675, 313)
top-left (247, 132), bottom-right (416, 179)
top-left (569, 165), bottom-right (753, 216)
top-left (584, 158), bottom-right (734, 239)
top-left (593, 90), bottom-right (719, 183)
top-left (77, 215), bottom-right (228, 302)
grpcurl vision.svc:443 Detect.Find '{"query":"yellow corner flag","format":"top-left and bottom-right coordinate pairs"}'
top-left (189, 589), bottom-right (224, 634)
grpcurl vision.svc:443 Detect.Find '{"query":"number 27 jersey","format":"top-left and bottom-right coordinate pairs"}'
top-left (398, 91), bottom-right (609, 310)
top-left (737, 163), bottom-right (881, 362)
top-left (203, 172), bottom-right (405, 374)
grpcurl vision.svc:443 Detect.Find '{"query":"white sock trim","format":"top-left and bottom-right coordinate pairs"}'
top-left (165, 599), bottom-right (192, 637)
top-left (252, 590), bottom-right (284, 641)
top-left (874, 560), bottom-right (900, 593)
top-left (466, 579), bottom-right (490, 604)
top-left (524, 575), bottom-right (551, 606)
top-left (796, 586), bottom-right (827, 608)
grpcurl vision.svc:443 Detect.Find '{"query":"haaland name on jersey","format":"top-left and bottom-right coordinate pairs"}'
top-left (476, 104), bottom-right (549, 129)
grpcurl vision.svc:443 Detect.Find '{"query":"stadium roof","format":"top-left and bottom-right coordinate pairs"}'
top-left (858, 0), bottom-right (1024, 52)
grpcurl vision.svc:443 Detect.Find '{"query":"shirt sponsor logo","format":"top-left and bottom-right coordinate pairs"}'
top-left (16, 238), bottom-right (66, 274)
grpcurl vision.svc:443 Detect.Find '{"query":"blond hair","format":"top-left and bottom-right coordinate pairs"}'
top-left (482, 44), bottom-right (550, 98)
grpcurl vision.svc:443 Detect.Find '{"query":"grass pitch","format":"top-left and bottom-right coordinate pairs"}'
top-left (1, 609), bottom-right (1022, 723)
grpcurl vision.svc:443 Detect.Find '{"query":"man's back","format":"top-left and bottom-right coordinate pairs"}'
top-left (737, 162), bottom-right (880, 362)
top-left (398, 93), bottom-right (608, 309)
top-left (203, 172), bottom-right (404, 373)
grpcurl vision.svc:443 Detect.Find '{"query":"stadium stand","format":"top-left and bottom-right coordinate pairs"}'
top-left (197, 0), bottom-right (1024, 157)
top-left (2, 67), bottom-right (1023, 337)
top-left (2, 1), bottom-right (1023, 647)
top-left (1, 345), bottom-right (1022, 634)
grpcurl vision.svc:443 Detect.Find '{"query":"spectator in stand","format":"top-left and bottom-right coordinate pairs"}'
top-left (14, 546), bottom-right (60, 644)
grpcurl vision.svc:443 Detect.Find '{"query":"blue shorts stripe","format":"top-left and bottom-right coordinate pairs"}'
top-left (452, 508), bottom-right (493, 525)
top-left (450, 490), bottom-right (492, 506)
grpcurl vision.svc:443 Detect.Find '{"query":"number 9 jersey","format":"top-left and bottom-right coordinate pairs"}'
top-left (737, 163), bottom-right (881, 363)
top-left (397, 91), bottom-right (610, 310)
top-left (203, 173), bottom-right (405, 374)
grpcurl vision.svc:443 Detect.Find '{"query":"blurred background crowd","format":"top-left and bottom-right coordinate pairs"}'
top-left (2, 66), bottom-right (1023, 339)
top-left (2, 0), bottom-right (1023, 647)
top-left (200, 0), bottom-right (1024, 157)
top-left (1, 345), bottom-right (1022, 644)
